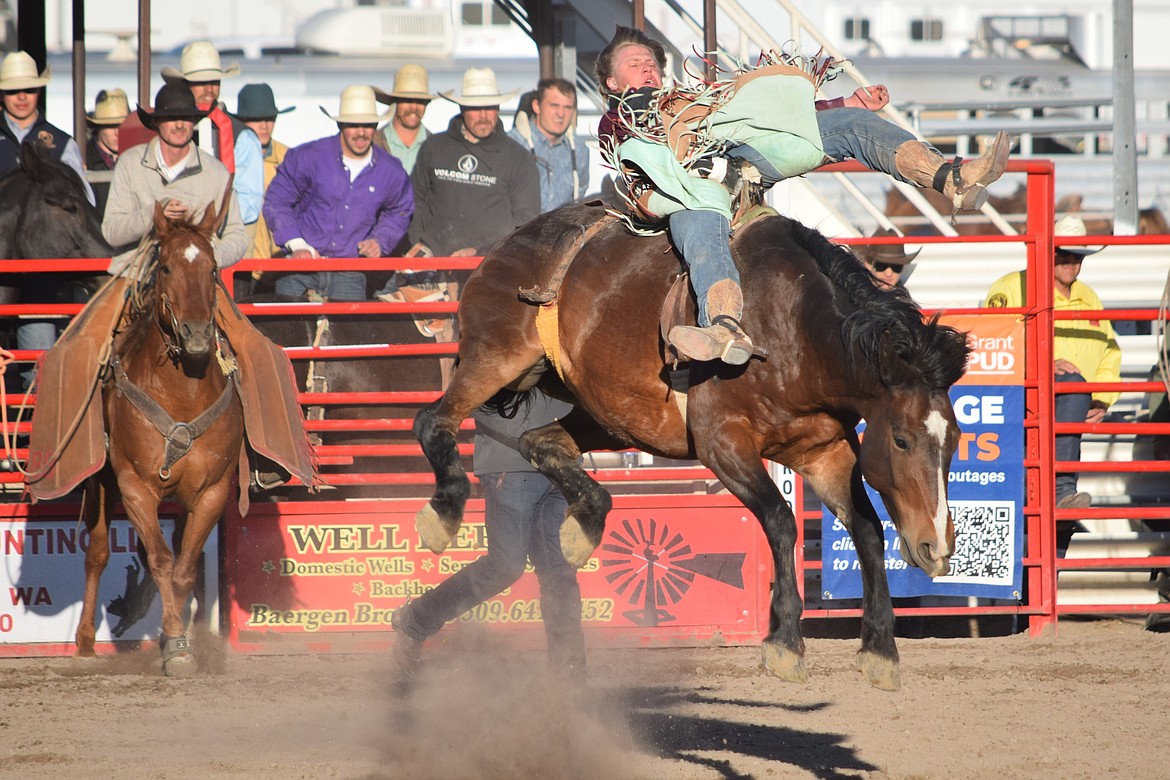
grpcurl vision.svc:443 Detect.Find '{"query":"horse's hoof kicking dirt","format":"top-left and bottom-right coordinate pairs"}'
top-left (857, 650), bottom-right (901, 691)
top-left (415, 501), bottom-right (451, 554)
top-left (762, 641), bottom-right (808, 683)
top-left (163, 653), bottom-right (196, 678)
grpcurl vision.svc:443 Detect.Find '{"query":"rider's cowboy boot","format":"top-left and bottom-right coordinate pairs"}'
top-left (668, 278), bottom-right (755, 365)
top-left (894, 131), bottom-right (1012, 211)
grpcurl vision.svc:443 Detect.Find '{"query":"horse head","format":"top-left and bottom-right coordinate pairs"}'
top-left (150, 201), bottom-right (223, 360)
top-left (856, 322), bottom-right (969, 577)
top-left (8, 140), bottom-right (112, 259)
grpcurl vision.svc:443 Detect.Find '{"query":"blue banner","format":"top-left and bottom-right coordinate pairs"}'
top-left (822, 385), bottom-right (1025, 599)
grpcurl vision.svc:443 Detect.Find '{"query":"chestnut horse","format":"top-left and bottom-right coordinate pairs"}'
top-left (413, 203), bottom-right (970, 690)
top-left (75, 203), bottom-right (245, 676)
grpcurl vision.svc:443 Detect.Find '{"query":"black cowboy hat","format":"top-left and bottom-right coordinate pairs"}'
top-left (136, 83), bottom-right (210, 130)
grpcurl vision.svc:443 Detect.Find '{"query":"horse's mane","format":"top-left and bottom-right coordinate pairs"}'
top-left (784, 219), bottom-right (971, 393)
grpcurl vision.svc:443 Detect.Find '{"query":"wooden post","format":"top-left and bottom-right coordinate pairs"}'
top-left (72, 0), bottom-right (86, 166)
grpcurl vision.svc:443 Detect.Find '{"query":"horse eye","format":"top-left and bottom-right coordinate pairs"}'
top-left (893, 436), bottom-right (910, 451)
top-left (160, 264), bottom-right (171, 275)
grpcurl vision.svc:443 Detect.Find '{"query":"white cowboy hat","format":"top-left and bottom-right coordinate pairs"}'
top-left (1054, 215), bottom-right (1104, 256)
top-left (161, 41), bottom-right (241, 83)
top-left (440, 67), bottom-right (517, 108)
top-left (0, 51), bottom-right (51, 91)
top-left (319, 85), bottom-right (392, 125)
top-left (86, 88), bottom-right (130, 125)
top-left (374, 64), bottom-right (437, 105)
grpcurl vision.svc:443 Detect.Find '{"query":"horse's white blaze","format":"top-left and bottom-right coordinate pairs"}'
top-left (924, 410), bottom-right (951, 553)
top-left (184, 243), bottom-right (200, 263)
top-left (924, 410), bottom-right (948, 446)
top-left (933, 470), bottom-right (950, 555)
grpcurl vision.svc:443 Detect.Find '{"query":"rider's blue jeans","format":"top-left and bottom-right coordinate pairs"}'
top-left (668, 209), bottom-right (736, 327)
top-left (672, 110), bottom-right (927, 326)
top-left (724, 107), bottom-right (924, 187)
top-left (1055, 371), bottom-right (1093, 501)
top-left (394, 470), bottom-right (586, 674)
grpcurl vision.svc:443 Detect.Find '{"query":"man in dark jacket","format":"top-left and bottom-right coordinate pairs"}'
top-left (406, 67), bottom-right (539, 260)
top-left (84, 88), bottom-right (129, 220)
top-left (0, 50), bottom-right (96, 388)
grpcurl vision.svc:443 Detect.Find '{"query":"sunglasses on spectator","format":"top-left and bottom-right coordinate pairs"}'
top-left (872, 262), bottom-right (905, 273)
top-left (1, 88), bottom-right (39, 96)
top-left (1055, 249), bottom-right (1084, 261)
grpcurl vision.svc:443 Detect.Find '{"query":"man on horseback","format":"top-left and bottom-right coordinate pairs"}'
top-left (103, 84), bottom-right (248, 269)
top-left (595, 26), bottom-right (1012, 364)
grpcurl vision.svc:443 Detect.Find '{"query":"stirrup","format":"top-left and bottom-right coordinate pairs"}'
top-left (710, 316), bottom-right (755, 365)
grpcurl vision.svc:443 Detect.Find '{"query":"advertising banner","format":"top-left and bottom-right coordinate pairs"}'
top-left (821, 314), bottom-right (1026, 600)
top-left (0, 504), bottom-right (216, 654)
top-left (226, 495), bottom-right (771, 651)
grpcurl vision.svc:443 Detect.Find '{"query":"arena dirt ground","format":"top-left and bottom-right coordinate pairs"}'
top-left (0, 617), bottom-right (1165, 779)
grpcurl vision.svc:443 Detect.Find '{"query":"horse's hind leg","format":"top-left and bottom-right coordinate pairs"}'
top-left (75, 479), bottom-right (111, 657)
top-left (519, 410), bottom-right (618, 567)
top-left (800, 441), bottom-right (900, 691)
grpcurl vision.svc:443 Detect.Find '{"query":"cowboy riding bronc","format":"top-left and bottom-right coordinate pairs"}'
top-left (596, 26), bottom-right (1012, 365)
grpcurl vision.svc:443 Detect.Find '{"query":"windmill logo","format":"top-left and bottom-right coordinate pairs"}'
top-left (599, 516), bottom-right (747, 627)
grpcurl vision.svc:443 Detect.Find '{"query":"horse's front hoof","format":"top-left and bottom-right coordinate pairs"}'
top-left (762, 641), bottom-right (808, 683)
top-left (559, 516), bottom-right (596, 568)
top-left (161, 635), bottom-right (196, 678)
top-left (163, 653), bottom-right (197, 678)
top-left (415, 501), bottom-right (452, 554)
top-left (857, 650), bottom-right (901, 691)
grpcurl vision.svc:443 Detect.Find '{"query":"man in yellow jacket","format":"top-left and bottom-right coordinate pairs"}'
top-left (985, 215), bottom-right (1121, 521)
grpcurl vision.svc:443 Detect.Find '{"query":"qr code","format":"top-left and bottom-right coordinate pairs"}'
top-left (944, 501), bottom-right (1014, 584)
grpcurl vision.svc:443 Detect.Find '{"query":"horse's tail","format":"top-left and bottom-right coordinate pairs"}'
top-left (482, 387), bottom-right (536, 420)
top-left (784, 219), bottom-right (970, 392)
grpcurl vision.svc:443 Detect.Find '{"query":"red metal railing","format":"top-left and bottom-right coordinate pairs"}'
top-left (2, 158), bottom-right (1168, 636)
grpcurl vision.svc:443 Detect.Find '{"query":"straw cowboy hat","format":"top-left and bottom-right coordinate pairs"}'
top-left (319, 85), bottom-right (391, 124)
top-left (161, 41), bottom-right (241, 83)
top-left (136, 83), bottom-right (211, 131)
top-left (440, 67), bottom-right (517, 107)
top-left (86, 88), bottom-right (130, 125)
top-left (234, 83), bottom-right (294, 120)
top-left (0, 51), bottom-right (51, 91)
top-left (853, 228), bottom-right (922, 267)
top-left (1053, 214), bottom-right (1104, 255)
top-left (373, 64), bottom-right (437, 105)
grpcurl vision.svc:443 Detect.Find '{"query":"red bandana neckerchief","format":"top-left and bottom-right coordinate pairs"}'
top-left (199, 103), bottom-right (236, 173)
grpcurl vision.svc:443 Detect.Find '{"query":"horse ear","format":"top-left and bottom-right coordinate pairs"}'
top-left (877, 330), bottom-right (917, 388)
top-left (153, 201), bottom-right (170, 237)
top-left (197, 200), bottom-right (220, 233)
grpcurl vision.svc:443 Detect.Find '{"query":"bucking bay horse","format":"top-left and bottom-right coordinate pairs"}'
top-left (412, 202), bottom-right (971, 690)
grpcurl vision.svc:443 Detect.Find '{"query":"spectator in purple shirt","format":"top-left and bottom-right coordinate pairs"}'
top-left (264, 85), bottom-right (413, 301)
